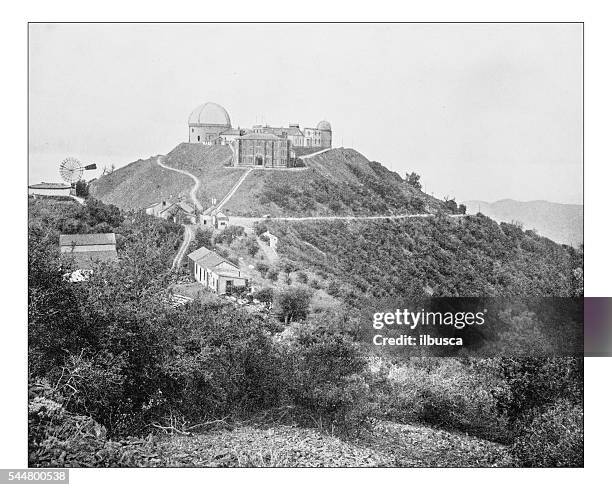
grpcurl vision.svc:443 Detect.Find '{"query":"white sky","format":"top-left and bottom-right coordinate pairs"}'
top-left (28, 23), bottom-right (583, 204)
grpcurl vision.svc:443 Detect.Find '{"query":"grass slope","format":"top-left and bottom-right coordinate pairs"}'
top-left (91, 144), bottom-right (439, 217)
top-left (89, 144), bottom-right (242, 210)
top-left (224, 148), bottom-right (441, 217)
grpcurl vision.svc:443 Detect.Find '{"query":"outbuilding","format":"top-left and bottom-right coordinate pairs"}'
top-left (187, 246), bottom-right (247, 295)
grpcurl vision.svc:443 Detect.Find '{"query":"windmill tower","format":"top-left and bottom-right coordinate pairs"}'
top-left (59, 157), bottom-right (97, 194)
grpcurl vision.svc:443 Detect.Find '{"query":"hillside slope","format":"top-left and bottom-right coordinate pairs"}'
top-left (224, 148), bottom-right (442, 217)
top-left (89, 144), bottom-right (241, 210)
top-left (90, 144), bottom-right (440, 217)
top-left (463, 199), bottom-right (583, 246)
top-left (267, 213), bottom-right (583, 298)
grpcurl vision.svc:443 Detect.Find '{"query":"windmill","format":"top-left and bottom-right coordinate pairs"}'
top-left (59, 157), bottom-right (97, 186)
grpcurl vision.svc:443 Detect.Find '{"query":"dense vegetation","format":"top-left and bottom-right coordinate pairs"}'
top-left (267, 213), bottom-right (583, 300)
top-left (29, 193), bottom-right (583, 467)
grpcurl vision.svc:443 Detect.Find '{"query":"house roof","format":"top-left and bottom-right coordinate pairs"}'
top-left (160, 201), bottom-right (196, 215)
top-left (60, 233), bottom-right (116, 247)
top-left (187, 245), bottom-right (215, 262)
top-left (188, 245), bottom-right (239, 272)
top-left (29, 182), bottom-right (72, 189)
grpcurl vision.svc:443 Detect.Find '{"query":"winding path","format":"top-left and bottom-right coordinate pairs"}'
top-left (156, 156), bottom-right (203, 270)
top-left (156, 156), bottom-right (203, 212)
top-left (171, 225), bottom-right (194, 270)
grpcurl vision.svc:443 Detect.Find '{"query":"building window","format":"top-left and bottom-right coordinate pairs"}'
top-left (197, 135), bottom-right (200, 142)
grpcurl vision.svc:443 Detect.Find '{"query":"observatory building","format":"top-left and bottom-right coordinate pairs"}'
top-left (188, 102), bottom-right (232, 144)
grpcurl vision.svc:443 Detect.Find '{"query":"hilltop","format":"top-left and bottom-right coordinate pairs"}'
top-left (463, 199), bottom-right (583, 246)
top-left (89, 144), bottom-right (441, 216)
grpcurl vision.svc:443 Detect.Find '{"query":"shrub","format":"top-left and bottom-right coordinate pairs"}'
top-left (253, 287), bottom-right (274, 304)
top-left (296, 271), bottom-right (309, 284)
top-left (494, 357), bottom-right (583, 425)
top-left (193, 228), bottom-right (213, 249)
top-left (274, 285), bottom-right (313, 324)
top-left (244, 236), bottom-right (260, 257)
top-left (28, 381), bottom-right (156, 468)
top-left (267, 269), bottom-right (279, 282)
top-left (253, 221), bottom-right (267, 236)
top-left (282, 324), bottom-right (372, 435)
top-left (378, 359), bottom-right (508, 441)
top-left (216, 225), bottom-right (245, 245)
top-left (511, 400), bottom-right (583, 467)
top-left (255, 262), bottom-right (269, 277)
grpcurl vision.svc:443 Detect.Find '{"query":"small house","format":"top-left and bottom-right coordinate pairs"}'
top-left (160, 201), bottom-right (197, 224)
top-left (29, 182), bottom-right (72, 197)
top-left (187, 246), bottom-right (247, 295)
top-left (263, 231), bottom-right (278, 251)
top-left (145, 200), bottom-right (170, 218)
top-left (59, 233), bottom-right (118, 279)
top-left (212, 211), bottom-right (229, 229)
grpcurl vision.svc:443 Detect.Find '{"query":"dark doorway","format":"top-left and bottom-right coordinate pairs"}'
top-left (255, 156), bottom-right (263, 166)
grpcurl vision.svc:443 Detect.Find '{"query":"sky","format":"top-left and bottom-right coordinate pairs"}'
top-left (29, 23), bottom-right (583, 204)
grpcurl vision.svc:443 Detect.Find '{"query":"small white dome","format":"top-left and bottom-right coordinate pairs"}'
top-left (188, 102), bottom-right (231, 127)
top-left (317, 120), bottom-right (331, 131)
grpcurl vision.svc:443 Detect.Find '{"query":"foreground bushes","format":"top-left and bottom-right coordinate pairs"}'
top-left (511, 401), bottom-right (583, 467)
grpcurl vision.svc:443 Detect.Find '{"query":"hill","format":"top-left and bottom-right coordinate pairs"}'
top-left (90, 144), bottom-right (441, 216)
top-left (463, 199), bottom-right (583, 246)
top-left (89, 144), bottom-right (241, 210)
top-left (266, 213), bottom-right (583, 299)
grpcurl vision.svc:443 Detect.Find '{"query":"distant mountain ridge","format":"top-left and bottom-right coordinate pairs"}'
top-left (462, 199), bottom-right (583, 246)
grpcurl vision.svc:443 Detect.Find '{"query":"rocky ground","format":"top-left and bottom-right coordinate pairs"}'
top-left (147, 420), bottom-right (514, 468)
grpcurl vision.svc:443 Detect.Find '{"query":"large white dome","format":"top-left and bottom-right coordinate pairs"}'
top-left (188, 102), bottom-right (231, 127)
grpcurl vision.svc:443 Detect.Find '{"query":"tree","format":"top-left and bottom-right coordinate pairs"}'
top-left (193, 228), bottom-right (213, 249)
top-left (253, 221), bottom-right (267, 236)
top-left (253, 287), bottom-right (274, 304)
top-left (406, 172), bottom-right (422, 190)
top-left (75, 180), bottom-right (89, 198)
top-left (255, 262), bottom-right (269, 277)
top-left (274, 285), bottom-right (313, 324)
top-left (245, 236), bottom-right (260, 257)
top-left (216, 225), bottom-right (245, 245)
top-left (458, 203), bottom-right (467, 215)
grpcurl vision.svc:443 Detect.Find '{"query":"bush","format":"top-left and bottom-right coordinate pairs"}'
top-left (282, 325), bottom-right (372, 435)
top-left (253, 221), bottom-right (267, 236)
top-left (511, 400), bottom-right (583, 467)
top-left (494, 357), bottom-right (583, 425)
top-left (28, 381), bottom-right (156, 468)
top-left (244, 236), bottom-right (260, 257)
top-left (216, 225), bottom-right (245, 245)
top-left (255, 262), bottom-right (270, 277)
top-left (274, 285), bottom-right (313, 324)
top-left (253, 287), bottom-right (274, 304)
top-left (267, 269), bottom-right (279, 282)
top-left (296, 271), bottom-right (309, 284)
top-left (378, 359), bottom-right (508, 441)
top-left (193, 228), bottom-right (213, 249)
